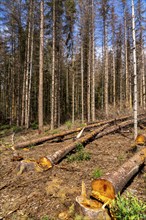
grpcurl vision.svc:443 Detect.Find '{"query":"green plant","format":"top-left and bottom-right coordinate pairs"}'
top-left (110, 192), bottom-right (146, 220)
top-left (76, 143), bottom-right (84, 152)
top-left (30, 122), bottom-right (38, 130)
top-left (92, 168), bottom-right (103, 179)
top-left (66, 143), bottom-right (91, 162)
top-left (74, 214), bottom-right (89, 220)
top-left (65, 120), bottom-right (72, 129)
top-left (41, 216), bottom-right (55, 220)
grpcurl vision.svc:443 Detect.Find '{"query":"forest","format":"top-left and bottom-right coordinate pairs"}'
top-left (0, 0), bottom-right (145, 130)
top-left (0, 0), bottom-right (146, 220)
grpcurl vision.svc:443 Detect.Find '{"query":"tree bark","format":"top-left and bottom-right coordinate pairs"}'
top-left (38, 0), bottom-right (44, 131)
top-left (46, 124), bottom-right (108, 165)
top-left (14, 114), bottom-right (145, 149)
top-left (51, 0), bottom-right (56, 130)
top-left (91, 147), bottom-right (146, 203)
top-left (132, 0), bottom-right (138, 140)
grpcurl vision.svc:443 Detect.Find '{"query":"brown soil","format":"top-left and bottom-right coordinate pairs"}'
top-left (0, 126), bottom-right (146, 220)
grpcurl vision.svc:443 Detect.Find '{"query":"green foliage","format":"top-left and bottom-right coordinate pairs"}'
top-left (67, 143), bottom-right (91, 162)
top-left (76, 143), bottom-right (84, 152)
top-left (0, 124), bottom-right (11, 130)
top-left (65, 120), bottom-right (72, 129)
top-left (12, 126), bottom-right (23, 133)
top-left (74, 214), bottom-right (89, 220)
top-left (30, 122), bottom-right (38, 130)
top-left (92, 168), bottom-right (103, 179)
top-left (41, 216), bottom-right (55, 220)
top-left (111, 192), bottom-right (146, 220)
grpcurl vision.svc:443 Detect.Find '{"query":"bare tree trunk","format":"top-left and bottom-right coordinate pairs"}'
top-left (91, 0), bottom-right (95, 121)
top-left (124, 10), bottom-right (129, 108)
top-left (72, 58), bottom-right (75, 123)
top-left (66, 65), bottom-right (69, 114)
top-left (87, 37), bottom-right (91, 123)
top-left (25, 4), bottom-right (31, 128)
top-left (113, 48), bottom-right (116, 108)
top-left (104, 21), bottom-right (109, 117)
top-left (81, 45), bottom-right (84, 123)
top-left (132, 0), bottom-right (138, 139)
top-left (142, 50), bottom-right (146, 109)
top-left (27, 5), bottom-right (34, 128)
top-left (51, 0), bottom-right (55, 130)
top-left (38, 0), bottom-right (44, 131)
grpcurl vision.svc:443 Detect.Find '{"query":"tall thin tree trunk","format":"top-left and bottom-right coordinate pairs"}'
top-left (51, 0), bottom-right (55, 130)
top-left (72, 58), bottom-right (75, 124)
top-left (87, 37), bottom-right (91, 123)
top-left (124, 10), bottom-right (129, 108)
top-left (104, 21), bottom-right (108, 117)
top-left (25, 0), bottom-right (32, 128)
top-left (91, 0), bottom-right (95, 121)
top-left (113, 48), bottom-right (116, 108)
top-left (142, 50), bottom-right (145, 109)
top-left (38, 0), bottom-right (44, 131)
top-left (27, 2), bottom-right (34, 128)
top-left (132, 0), bottom-right (138, 139)
top-left (81, 45), bottom-right (84, 123)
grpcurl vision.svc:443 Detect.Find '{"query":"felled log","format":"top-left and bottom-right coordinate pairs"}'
top-left (91, 147), bottom-right (146, 204)
top-left (75, 148), bottom-right (146, 219)
top-left (14, 127), bottom-right (84, 149)
top-left (46, 124), bottom-right (109, 165)
top-left (14, 114), bottom-right (137, 150)
top-left (95, 115), bottom-right (146, 140)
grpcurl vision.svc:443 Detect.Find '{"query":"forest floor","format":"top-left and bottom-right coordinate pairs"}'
top-left (0, 122), bottom-right (146, 220)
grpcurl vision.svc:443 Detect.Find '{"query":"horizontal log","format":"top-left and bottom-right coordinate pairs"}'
top-left (14, 114), bottom-right (138, 150)
top-left (46, 124), bottom-right (109, 165)
top-left (91, 148), bottom-right (146, 203)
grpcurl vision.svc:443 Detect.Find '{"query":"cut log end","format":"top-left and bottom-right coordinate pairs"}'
top-left (37, 157), bottom-right (52, 170)
top-left (91, 179), bottom-right (115, 203)
top-left (75, 196), bottom-right (111, 220)
top-left (75, 181), bottom-right (111, 219)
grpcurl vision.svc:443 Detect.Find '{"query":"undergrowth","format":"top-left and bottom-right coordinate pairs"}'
top-left (110, 192), bottom-right (146, 220)
top-left (91, 168), bottom-right (103, 179)
top-left (67, 143), bottom-right (91, 162)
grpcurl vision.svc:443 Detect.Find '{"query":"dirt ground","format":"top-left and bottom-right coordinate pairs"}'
top-left (0, 125), bottom-right (146, 220)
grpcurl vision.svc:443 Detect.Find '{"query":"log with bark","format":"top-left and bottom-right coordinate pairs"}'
top-left (14, 114), bottom-right (142, 150)
top-left (91, 147), bottom-right (146, 203)
top-left (75, 148), bottom-right (146, 219)
top-left (46, 124), bottom-right (109, 166)
top-left (45, 115), bottom-right (146, 167)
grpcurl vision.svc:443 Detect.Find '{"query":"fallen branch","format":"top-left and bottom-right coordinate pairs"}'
top-left (95, 115), bottom-right (146, 140)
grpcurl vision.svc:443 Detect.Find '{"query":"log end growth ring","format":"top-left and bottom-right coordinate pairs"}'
top-left (91, 179), bottom-right (115, 203)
